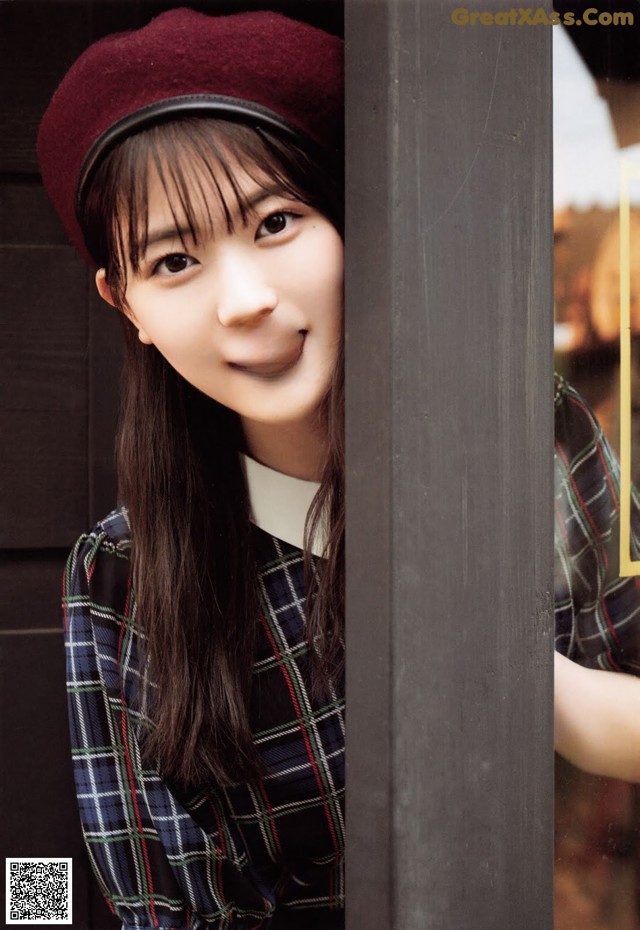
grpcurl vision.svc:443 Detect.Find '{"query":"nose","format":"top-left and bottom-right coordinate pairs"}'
top-left (215, 248), bottom-right (277, 327)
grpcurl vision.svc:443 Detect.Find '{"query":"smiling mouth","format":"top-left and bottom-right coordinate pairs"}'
top-left (229, 332), bottom-right (306, 379)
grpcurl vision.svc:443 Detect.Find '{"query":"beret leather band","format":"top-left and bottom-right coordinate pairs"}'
top-left (76, 94), bottom-right (308, 220)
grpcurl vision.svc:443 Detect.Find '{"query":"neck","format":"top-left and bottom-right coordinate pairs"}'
top-left (241, 418), bottom-right (327, 481)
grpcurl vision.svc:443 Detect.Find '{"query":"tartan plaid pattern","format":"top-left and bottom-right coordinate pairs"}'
top-left (554, 373), bottom-right (640, 672)
top-left (63, 512), bottom-right (345, 930)
top-left (61, 374), bottom-right (640, 930)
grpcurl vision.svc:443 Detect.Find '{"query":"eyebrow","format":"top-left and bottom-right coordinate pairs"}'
top-left (145, 224), bottom-right (196, 250)
top-left (144, 186), bottom-right (290, 251)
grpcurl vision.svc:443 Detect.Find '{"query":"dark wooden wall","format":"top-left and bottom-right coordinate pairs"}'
top-left (0, 3), bottom-right (122, 927)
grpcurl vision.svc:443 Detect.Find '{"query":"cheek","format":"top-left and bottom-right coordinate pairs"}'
top-left (131, 299), bottom-right (207, 356)
top-left (298, 231), bottom-right (344, 316)
top-left (318, 230), bottom-right (344, 286)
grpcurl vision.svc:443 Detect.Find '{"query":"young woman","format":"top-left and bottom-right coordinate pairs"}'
top-left (37, 6), bottom-right (640, 929)
top-left (39, 9), bottom-right (345, 929)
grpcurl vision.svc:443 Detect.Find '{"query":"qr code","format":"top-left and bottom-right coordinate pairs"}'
top-left (5, 859), bottom-right (72, 924)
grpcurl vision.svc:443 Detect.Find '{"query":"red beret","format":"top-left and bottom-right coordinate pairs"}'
top-left (37, 8), bottom-right (343, 264)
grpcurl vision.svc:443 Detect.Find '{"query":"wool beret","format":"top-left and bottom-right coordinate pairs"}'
top-left (37, 8), bottom-right (344, 264)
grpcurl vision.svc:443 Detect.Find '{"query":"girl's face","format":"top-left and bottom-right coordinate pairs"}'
top-left (98, 158), bottom-right (344, 437)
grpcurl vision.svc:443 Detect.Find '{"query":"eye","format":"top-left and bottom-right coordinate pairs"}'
top-left (152, 253), bottom-right (197, 276)
top-left (256, 211), bottom-right (297, 239)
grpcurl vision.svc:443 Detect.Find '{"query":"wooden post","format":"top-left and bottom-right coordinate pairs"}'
top-left (345, 2), bottom-right (554, 926)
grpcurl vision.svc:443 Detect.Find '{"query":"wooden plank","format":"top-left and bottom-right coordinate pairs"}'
top-left (88, 0), bottom-right (343, 37)
top-left (0, 246), bottom-right (89, 546)
top-left (0, 1), bottom-right (92, 175)
top-left (344, 0), bottom-right (393, 925)
top-left (0, 410), bottom-right (87, 548)
top-left (0, 182), bottom-right (70, 245)
top-left (0, 246), bottom-right (88, 411)
top-left (345, 1), bottom-right (554, 927)
top-left (0, 243), bottom-right (89, 418)
top-left (88, 289), bottom-right (122, 524)
top-left (0, 632), bottom-right (91, 928)
top-left (0, 554), bottom-right (67, 631)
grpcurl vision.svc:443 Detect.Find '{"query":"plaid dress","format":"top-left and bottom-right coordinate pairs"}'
top-left (63, 375), bottom-right (640, 930)
top-left (63, 514), bottom-right (345, 930)
top-left (554, 373), bottom-right (640, 672)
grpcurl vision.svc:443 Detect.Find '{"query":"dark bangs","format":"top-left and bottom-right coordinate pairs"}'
top-left (80, 117), bottom-right (343, 305)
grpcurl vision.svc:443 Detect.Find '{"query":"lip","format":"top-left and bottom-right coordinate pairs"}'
top-left (228, 332), bottom-right (306, 379)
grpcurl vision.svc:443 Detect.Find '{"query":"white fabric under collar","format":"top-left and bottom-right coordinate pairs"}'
top-left (241, 454), bottom-right (327, 557)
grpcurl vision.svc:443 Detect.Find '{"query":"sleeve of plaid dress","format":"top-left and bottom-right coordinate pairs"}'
top-left (62, 512), bottom-right (275, 930)
top-left (554, 374), bottom-right (640, 673)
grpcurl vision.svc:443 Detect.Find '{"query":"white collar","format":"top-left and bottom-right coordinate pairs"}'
top-left (241, 454), bottom-right (327, 557)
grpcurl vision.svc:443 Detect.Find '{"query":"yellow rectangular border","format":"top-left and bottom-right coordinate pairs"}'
top-left (619, 160), bottom-right (640, 575)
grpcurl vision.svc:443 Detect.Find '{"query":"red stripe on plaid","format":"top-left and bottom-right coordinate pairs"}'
top-left (596, 441), bottom-right (619, 511)
top-left (259, 613), bottom-right (340, 877)
top-left (606, 647), bottom-right (623, 673)
top-left (210, 800), bottom-right (228, 910)
top-left (555, 441), bottom-right (609, 571)
top-left (555, 439), bottom-right (623, 646)
top-left (568, 394), bottom-right (619, 510)
top-left (117, 583), bottom-right (160, 929)
top-left (256, 779), bottom-right (284, 858)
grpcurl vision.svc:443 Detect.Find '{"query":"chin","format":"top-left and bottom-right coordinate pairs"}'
top-left (247, 399), bottom-right (326, 428)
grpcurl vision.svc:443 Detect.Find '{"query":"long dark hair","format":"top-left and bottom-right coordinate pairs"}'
top-left (80, 118), bottom-right (344, 787)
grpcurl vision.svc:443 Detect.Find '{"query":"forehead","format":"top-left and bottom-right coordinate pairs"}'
top-left (105, 119), bottom-right (318, 274)
top-left (141, 154), bottom-right (277, 239)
